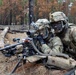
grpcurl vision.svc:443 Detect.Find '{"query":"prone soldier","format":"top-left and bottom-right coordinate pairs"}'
top-left (31, 19), bottom-right (76, 70)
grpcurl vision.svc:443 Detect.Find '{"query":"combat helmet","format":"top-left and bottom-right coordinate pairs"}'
top-left (49, 11), bottom-right (68, 33)
top-left (31, 19), bottom-right (50, 39)
top-left (31, 19), bottom-right (50, 30)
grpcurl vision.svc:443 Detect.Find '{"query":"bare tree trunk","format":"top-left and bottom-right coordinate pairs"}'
top-left (0, 27), bottom-right (10, 73)
top-left (0, 27), bottom-right (9, 48)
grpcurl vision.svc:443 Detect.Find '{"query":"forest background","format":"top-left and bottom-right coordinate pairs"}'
top-left (0, 0), bottom-right (76, 25)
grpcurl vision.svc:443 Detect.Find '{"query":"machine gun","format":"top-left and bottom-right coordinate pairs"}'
top-left (0, 37), bottom-right (36, 75)
top-left (0, 37), bottom-right (35, 56)
top-left (0, 42), bottom-right (23, 57)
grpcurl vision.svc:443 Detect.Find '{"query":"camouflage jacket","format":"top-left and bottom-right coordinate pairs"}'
top-left (59, 23), bottom-right (76, 53)
top-left (41, 36), bottom-right (63, 54)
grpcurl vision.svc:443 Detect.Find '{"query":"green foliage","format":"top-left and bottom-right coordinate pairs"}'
top-left (21, 0), bottom-right (28, 6)
top-left (0, 0), bottom-right (2, 6)
top-left (70, 0), bottom-right (75, 2)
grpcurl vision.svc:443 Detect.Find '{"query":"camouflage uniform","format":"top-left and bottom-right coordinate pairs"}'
top-left (31, 19), bottom-right (76, 70)
top-left (41, 36), bottom-right (63, 54)
top-left (62, 25), bottom-right (76, 53)
top-left (49, 11), bottom-right (76, 69)
top-left (32, 19), bottom-right (63, 54)
top-left (49, 12), bottom-right (76, 54)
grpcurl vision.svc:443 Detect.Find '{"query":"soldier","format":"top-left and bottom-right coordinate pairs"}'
top-left (31, 18), bottom-right (76, 70)
top-left (49, 11), bottom-right (76, 56)
top-left (31, 19), bottom-right (63, 53)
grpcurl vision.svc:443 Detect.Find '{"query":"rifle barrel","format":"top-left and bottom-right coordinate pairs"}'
top-left (0, 42), bottom-right (23, 51)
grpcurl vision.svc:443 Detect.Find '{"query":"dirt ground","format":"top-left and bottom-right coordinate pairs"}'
top-left (0, 26), bottom-right (67, 75)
